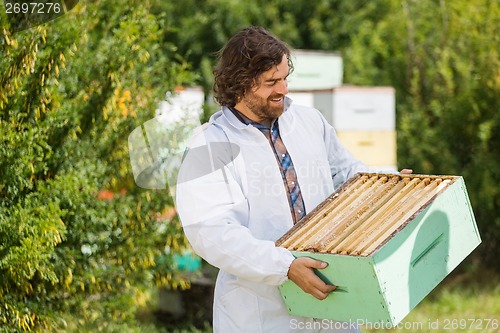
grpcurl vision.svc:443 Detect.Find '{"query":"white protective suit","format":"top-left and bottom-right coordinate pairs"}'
top-left (176, 97), bottom-right (369, 333)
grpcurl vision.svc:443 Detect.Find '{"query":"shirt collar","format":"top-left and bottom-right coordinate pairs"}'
top-left (221, 96), bottom-right (292, 131)
top-left (228, 107), bottom-right (270, 131)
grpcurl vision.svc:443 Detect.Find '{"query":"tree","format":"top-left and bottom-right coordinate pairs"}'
top-left (0, 1), bottom-right (195, 331)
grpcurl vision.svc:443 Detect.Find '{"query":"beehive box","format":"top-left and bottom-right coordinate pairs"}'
top-left (336, 130), bottom-right (397, 167)
top-left (287, 91), bottom-right (315, 108)
top-left (287, 49), bottom-right (343, 91)
top-left (276, 173), bottom-right (481, 326)
top-left (313, 86), bottom-right (395, 131)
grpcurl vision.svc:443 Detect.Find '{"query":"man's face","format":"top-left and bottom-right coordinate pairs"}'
top-left (235, 54), bottom-right (289, 126)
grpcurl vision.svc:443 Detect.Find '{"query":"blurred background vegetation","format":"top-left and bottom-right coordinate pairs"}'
top-left (0, 0), bottom-right (498, 332)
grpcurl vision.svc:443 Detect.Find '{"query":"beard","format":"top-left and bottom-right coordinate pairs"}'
top-left (243, 91), bottom-right (285, 125)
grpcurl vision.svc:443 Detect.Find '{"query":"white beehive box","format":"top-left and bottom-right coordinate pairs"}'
top-left (287, 91), bottom-right (315, 108)
top-left (314, 86), bottom-right (396, 131)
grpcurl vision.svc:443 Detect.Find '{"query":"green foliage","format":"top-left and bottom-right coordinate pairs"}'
top-left (153, 0), bottom-right (500, 267)
top-left (1, 0), bottom-right (499, 331)
top-left (151, 0), bottom-right (403, 91)
top-left (365, 0), bottom-right (500, 265)
top-left (0, 1), bottom-right (195, 331)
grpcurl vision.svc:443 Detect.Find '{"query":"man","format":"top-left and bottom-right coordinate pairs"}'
top-left (176, 26), bottom-right (410, 333)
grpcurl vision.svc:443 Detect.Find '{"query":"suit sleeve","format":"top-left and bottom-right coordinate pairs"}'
top-left (175, 134), bottom-right (294, 286)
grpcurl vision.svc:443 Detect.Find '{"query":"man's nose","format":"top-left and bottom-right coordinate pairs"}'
top-left (276, 79), bottom-right (288, 95)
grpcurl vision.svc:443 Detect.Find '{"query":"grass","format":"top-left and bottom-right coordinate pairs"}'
top-left (363, 259), bottom-right (500, 333)
top-left (57, 259), bottom-right (499, 332)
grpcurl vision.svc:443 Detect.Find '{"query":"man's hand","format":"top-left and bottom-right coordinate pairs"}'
top-left (287, 257), bottom-right (336, 300)
top-left (399, 168), bottom-right (413, 174)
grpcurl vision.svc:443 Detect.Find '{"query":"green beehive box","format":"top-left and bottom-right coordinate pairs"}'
top-left (277, 173), bottom-right (481, 326)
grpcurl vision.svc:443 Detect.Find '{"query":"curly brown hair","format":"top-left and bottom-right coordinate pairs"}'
top-left (213, 26), bottom-right (294, 107)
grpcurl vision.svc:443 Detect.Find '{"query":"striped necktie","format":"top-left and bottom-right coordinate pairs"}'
top-left (268, 121), bottom-right (306, 224)
top-left (229, 107), bottom-right (306, 224)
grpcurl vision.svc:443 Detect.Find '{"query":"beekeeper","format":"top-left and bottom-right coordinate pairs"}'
top-left (176, 26), bottom-right (410, 333)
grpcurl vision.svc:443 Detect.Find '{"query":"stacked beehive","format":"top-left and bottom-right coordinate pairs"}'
top-left (286, 50), bottom-right (397, 171)
top-left (314, 86), bottom-right (397, 171)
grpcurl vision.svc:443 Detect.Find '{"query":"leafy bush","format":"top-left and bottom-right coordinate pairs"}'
top-left (0, 1), bottom-right (195, 331)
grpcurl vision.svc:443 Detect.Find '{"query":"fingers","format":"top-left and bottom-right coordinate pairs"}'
top-left (301, 278), bottom-right (332, 300)
top-left (302, 257), bottom-right (328, 269)
top-left (287, 257), bottom-right (337, 300)
top-left (399, 168), bottom-right (413, 174)
top-left (315, 283), bottom-right (337, 300)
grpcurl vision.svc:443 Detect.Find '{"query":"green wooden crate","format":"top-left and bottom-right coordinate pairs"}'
top-left (277, 174), bottom-right (481, 326)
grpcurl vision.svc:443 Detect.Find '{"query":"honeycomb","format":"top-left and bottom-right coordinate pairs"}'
top-left (276, 173), bottom-right (457, 256)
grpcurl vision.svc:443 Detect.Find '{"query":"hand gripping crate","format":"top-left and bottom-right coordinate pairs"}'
top-left (276, 173), bottom-right (481, 326)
